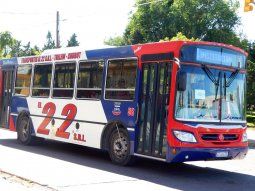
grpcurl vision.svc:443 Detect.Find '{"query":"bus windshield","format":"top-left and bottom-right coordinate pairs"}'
top-left (221, 70), bottom-right (246, 122)
top-left (175, 65), bottom-right (246, 122)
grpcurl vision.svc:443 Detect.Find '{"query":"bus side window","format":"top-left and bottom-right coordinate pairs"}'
top-left (53, 62), bottom-right (76, 99)
top-left (14, 65), bottom-right (32, 96)
top-left (105, 58), bottom-right (137, 101)
top-left (76, 60), bottom-right (103, 99)
top-left (32, 64), bottom-right (52, 97)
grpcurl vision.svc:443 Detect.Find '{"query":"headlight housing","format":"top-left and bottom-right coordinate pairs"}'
top-left (173, 130), bottom-right (197, 143)
top-left (242, 132), bottom-right (248, 142)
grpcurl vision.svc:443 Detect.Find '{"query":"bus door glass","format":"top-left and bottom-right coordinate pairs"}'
top-left (138, 60), bottom-right (172, 158)
top-left (0, 69), bottom-right (15, 128)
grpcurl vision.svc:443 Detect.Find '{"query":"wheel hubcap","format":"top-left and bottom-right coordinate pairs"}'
top-left (19, 119), bottom-right (29, 142)
top-left (113, 136), bottom-right (128, 159)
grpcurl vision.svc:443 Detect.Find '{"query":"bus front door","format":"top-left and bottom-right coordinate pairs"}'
top-left (0, 70), bottom-right (15, 128)
top-left (137, 62), bottom-right (172, 159)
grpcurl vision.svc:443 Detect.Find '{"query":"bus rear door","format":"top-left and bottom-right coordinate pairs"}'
top-left (0, 69), bottom-right (15, 128)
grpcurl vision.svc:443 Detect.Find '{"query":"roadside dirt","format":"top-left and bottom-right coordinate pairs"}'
top-left (0, 170), bottom-right (56, 191)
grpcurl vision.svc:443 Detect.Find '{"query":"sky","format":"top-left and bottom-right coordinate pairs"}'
top-left (0, 0), bottom-right (254, 49)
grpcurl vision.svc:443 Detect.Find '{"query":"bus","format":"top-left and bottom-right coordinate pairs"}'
top-left (0, 41), bottom-right (248, 165)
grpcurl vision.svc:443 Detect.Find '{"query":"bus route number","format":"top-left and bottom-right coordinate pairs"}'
top-left (37, 102), bottom-right (77, 139)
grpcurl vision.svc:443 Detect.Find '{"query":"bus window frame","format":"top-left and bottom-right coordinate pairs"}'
top-left (51, 61), bottom-right (77, 100)
top-left (104, 57), bottom-right (138, 102)
top-left (75, 59), bottom-right (104, 101)
top-left (31, 62), bottom-right (53, 98)
top-left (14, 64), bottom-right (32, 97)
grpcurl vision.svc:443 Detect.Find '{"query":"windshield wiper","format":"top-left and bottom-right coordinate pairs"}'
top-left (202, 65), bottom-right (218, 85)
top-left (223, 69), bottom-right (239, 98)
top-left (202, 65), bottom-right (221, 100)
top-left (224, 69), bottom-right (240, 87)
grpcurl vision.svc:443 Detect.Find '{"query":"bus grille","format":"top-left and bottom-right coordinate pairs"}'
top-left (201, 134), bottom-right (239, 142)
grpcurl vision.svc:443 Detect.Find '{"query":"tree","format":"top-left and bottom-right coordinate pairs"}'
top-left (106, 0), bottom-right (242, 47)
top-left (31, 45), bottom-right (41, 55)
top-left (0, 31), bottom-right (15, 58)
top-left (23, 42), bottom-right (32, 56)
top-left (67, 33), bottom-right (79, 47)
top-left (1, 31), bottom-right (41, 58)
top-left (160, 32), bottom-right (199, 42)
top-left (247, 42), bottom-right (255, 109)
top-left (43, 31), bottom-right (56, 50)
top-left (8, 41), bottom-right (40, 57)
top-left (9, 39), bottom-right (23, 57)
top-left (104, 36), bottom-right (126, 46)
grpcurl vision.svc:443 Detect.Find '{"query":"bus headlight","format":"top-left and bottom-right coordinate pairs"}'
top-left (173, 130), bottom-right (197, 143)
top-left (242, 132), bottom-right (248, 142)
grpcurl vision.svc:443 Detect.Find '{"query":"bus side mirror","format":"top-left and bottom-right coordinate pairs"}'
top-left (177, 72), bottom-right (187, 91)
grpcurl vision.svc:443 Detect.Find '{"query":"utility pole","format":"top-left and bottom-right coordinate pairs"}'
top-left (56, 11), bottom-right (60, 48)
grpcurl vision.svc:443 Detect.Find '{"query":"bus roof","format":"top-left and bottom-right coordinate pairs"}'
top-left (1, 41), bottom-right (248, 66)
top-left (41, 45), bottom-right (114, 55)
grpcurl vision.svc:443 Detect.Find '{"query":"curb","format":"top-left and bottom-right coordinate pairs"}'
top-left (0, 169), bottom-right (57, 191)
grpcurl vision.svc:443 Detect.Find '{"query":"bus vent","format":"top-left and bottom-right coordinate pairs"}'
top-left (223, 134), bottom-right (239, 141)
top-left (201, 134), bottom-right (239, 141)
top-left (201, 134), bottom-right (218, 141)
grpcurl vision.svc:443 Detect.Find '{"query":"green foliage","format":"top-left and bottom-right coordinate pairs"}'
top-left (67, 33), bottom-right (79, 47)
top-left (160, 32), bottom-right (200, 42)
top-left (9, 40), bottom-right (23, 57)
top-left (0, 31), bottom-right (15, 58)
top-left (104, 36), bottom-right (126, 46)
top-left (43, 31), bottom-right (56, 50)
top-left (0, 31), bottom-right (42, 58)
top-left (247, 111), bottom-right (255, 127)
top-left (106, 0), bottom-right (243, 47)
top-left (21, 42), bottom-right (41, 56)
top-left (247, 42), bottom-right (255, 108)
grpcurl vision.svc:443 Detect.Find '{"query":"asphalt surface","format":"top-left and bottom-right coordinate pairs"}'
top-left (0, 128), bottom-right (254, 191)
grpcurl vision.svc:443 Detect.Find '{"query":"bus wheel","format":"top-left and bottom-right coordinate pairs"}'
top-left (17, 115), bottom-right (36, 145)
top-left (109, 127), bottom-right (133, 165)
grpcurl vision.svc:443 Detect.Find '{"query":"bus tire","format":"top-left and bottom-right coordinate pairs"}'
top-left (108, 127), bottom-right (134, 166)
top-left (17, 115), bottom-right (36, 145)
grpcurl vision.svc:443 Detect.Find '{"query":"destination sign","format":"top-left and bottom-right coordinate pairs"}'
top-left (196, 48), bottom-right (245, 68)
top-left (180, 45), bottom-right (246, 68)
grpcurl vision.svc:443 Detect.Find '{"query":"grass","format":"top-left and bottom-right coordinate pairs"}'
top-left (247, 111), bottom-right (255, 128)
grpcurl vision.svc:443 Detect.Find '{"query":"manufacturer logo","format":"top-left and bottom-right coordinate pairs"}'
top-left (134, 46), bottom-right (142, 53)
top-left (218, 134), bottom-right (224, 141)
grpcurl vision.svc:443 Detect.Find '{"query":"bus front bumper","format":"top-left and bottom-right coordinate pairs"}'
top-left (167, 147), bottom-right (248, 163)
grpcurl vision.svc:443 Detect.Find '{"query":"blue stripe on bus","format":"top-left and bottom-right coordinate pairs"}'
top-left (86, 46), bottom-right (135, 60)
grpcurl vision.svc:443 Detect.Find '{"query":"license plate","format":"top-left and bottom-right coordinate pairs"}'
top-left (216, 151), bottom-right (229, 158)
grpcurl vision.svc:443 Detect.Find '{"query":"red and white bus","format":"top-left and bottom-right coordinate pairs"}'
top-left (0, 41), bottom-right (248, 165)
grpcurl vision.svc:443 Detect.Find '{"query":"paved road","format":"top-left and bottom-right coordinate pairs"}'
top-left (0, 128), bottom-right (254, 191)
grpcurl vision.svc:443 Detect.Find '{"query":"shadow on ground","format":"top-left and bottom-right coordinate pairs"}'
top-left (0, 138), bottom-right (254, 191)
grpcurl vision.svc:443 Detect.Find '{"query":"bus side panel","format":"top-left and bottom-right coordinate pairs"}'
top-left (13, 97), bottom-right (108, 149)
